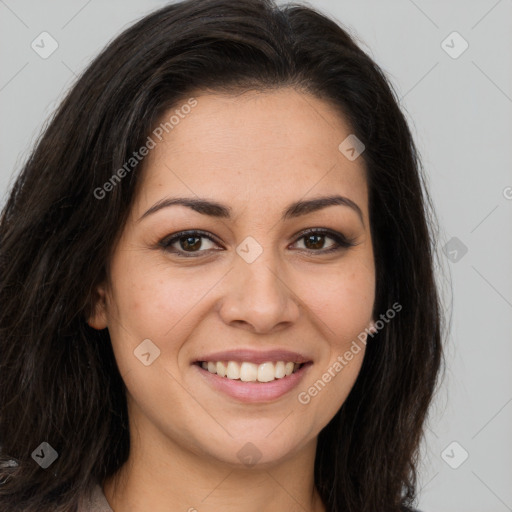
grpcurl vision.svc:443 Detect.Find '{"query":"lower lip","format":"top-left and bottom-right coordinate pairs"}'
top-left (193, 362), bottom-right (312, 403)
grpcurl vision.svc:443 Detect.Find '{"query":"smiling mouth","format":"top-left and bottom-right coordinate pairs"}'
top-left (194, 360), bottom-right (307, 383)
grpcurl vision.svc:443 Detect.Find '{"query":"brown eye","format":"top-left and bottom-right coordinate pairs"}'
top-left (303, 233), bottom-right (328, 250)
top-left (292, 229), bottom-right (356, 254)
top-left (179, 235), bottom-right (203, 252)
top-left (159, 228), bottom-right (356, 259)
top-left (159, 230), bottom-right (220, 257)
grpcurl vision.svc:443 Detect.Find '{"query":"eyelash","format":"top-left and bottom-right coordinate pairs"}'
top-left (158, 228), bottom-right (356, 258)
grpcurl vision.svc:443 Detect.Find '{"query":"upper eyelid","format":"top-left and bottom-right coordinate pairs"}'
top-left (160, 229), bottom-right (221, 247)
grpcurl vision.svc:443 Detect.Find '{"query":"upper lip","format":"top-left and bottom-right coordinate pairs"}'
top-left (194, 349), bottom-right (312, 365)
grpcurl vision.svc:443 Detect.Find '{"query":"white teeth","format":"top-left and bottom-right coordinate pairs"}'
top-left (274, 361), bottom-right (285, 378)
top-left (226, 361), bottom-right (240, 380)
top-left (257, 362), bottom-right (275, 382)
top-left (199, 360), bottom-right (304, 382)
top-left (216, 361), bottom-right (227, 377)
top-left (240, 362), bottom-right (258, 382)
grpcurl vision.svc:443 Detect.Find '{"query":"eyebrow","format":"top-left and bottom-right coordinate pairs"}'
top-left (137, 194), bottom-right (364, 225)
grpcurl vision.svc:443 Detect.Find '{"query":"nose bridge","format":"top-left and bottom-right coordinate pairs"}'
top-left (219, 236), bottom-right (299, 332)
top-left (235, 237), bottom-right (287, 305)
top-left (240, 247), bottom-right (282, 297)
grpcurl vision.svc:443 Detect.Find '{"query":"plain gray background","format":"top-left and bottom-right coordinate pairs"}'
top-left (1, 1), bottom-right (511, 511)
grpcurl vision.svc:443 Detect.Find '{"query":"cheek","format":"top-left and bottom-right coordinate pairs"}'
top-left (334, 276), bottom-right (374, 337)
top-left (106, 254), bottom-right (221, 352)
top-left (298, 262), bottom-right (375, 342)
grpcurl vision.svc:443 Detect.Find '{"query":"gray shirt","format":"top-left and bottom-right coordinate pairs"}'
top-left (80, 484), bottom-right (114, 512)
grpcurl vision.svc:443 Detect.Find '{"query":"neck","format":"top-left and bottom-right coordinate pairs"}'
top-left (103, 413), bottom-right (325, 512)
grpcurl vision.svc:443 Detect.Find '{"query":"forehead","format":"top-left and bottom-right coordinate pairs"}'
top-left (136, 88), bottom-right (368, 218)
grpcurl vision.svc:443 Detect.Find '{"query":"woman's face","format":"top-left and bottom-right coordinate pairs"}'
top-left (88, 88), bottom-right (375, 467)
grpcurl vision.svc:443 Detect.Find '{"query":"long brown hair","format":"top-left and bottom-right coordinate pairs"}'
top-left (0, 1), bottom-right (444, 510)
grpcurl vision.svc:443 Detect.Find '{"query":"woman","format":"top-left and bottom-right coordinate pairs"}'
top-left (0, 0), bottom-right (444, 510)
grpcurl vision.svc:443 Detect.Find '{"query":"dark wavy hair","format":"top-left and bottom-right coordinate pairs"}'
top-left (0, 0), bottom-right (445, 510)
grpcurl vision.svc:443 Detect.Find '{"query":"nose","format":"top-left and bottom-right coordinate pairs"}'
top-left (217, 248), bottom-right (301, 334)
